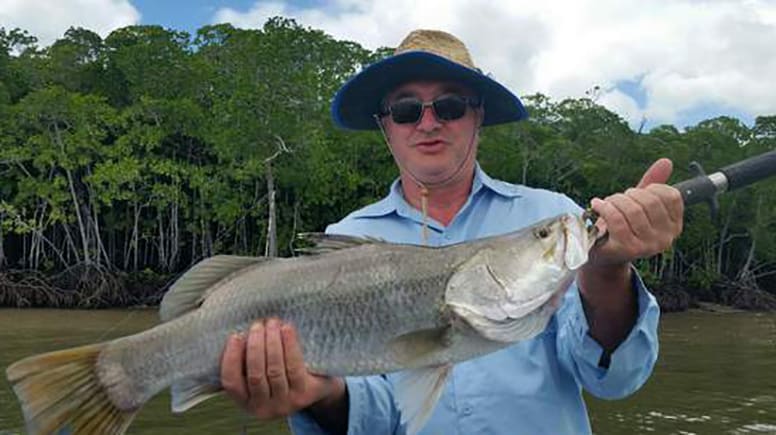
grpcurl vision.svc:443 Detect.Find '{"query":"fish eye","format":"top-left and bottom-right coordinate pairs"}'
top-left (534, 227), bottom-right (550, 239)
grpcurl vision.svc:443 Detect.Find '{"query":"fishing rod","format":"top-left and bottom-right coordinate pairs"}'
top-left (674, 149), bottom-right (776, 213)
top-left (586, 149), bottom-right (776, 242)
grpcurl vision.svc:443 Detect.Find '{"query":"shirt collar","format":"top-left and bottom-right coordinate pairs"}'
top-left (348, 162), bottom-right (523, 220)
top-left (474, 163), bottom-right (524, 199)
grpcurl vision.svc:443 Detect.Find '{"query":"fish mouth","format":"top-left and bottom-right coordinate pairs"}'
top-left (581, 208), bottom-right (603, 240)
top-left (560, 214), bottom-right (592, 270)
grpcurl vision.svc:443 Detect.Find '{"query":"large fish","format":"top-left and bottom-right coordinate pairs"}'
top-left (6, 212), bottom-right (596, 435)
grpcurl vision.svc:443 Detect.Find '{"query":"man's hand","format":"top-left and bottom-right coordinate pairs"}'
top-left (220, 318), bottom-right (345, 420)
top-left (588, 158), bottom-right (684, 267)
top-left (578, 158), bottom-right (684, 352)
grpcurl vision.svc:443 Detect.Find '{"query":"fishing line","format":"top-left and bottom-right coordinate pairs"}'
top-left (96, 310), bottom-right (138, 342)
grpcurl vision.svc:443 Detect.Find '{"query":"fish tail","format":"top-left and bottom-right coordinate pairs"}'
top-left (5, 342), bottom-right (139, 435)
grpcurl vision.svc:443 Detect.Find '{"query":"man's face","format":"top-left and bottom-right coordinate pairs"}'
top-left (381, 80), bottom-right (482, 186)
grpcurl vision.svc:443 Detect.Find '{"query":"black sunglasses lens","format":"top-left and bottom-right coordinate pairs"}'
top-left (390, 99), bottom-right (423, 124)
top-left (433, 95), bottom-right (467, 121)
top-left (387, 95), bottom-right (471, 124)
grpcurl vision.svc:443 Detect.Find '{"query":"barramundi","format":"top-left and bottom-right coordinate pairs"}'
top-left (6, 212), bottom-right (596, 435)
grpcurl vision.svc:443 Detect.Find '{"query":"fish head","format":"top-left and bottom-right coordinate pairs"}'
top-left (492, 212), bottom-right (595, 274)
top-left (491, 213), bottom-right (594, 305)
top-left (446, 213), bottom-right (597, 343)
top-left (546, 212), bottom-right (596, 271)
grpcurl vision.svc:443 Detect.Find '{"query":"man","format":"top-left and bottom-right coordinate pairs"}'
top-left (219, 29), bottom-right (684, 434)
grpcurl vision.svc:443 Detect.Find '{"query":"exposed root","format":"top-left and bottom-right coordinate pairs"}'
top-left (0, 263), bottom-right (171, 308)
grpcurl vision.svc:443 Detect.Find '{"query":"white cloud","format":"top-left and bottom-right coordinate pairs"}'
top-left (213, 0), bottom-right (776, 127)
top-left (598, 88), bottom-right (645, 130)
top-left (0, 0), bottom-right (140, 47)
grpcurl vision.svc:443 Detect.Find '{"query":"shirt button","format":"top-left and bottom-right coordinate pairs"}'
top-left (443, 233), bottom-right (451, 240)
top-left (462, 406), bottom-right (472, 416)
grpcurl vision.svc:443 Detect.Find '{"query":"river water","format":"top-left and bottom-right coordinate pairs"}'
top-left (0, 309), bottom-right (774, 434)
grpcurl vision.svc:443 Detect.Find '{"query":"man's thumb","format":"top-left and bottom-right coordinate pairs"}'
top-left (637, 158), bottom-right (673, 188)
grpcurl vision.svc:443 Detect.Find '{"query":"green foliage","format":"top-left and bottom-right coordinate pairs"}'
top-left (688, 267), bottom-right (722, 292)
top-left (1, 19), bottom-right (775, 302)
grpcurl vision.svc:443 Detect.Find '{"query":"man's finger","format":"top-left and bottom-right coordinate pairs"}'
top-left (591, 197), bottom-right (635, 245)
top-left (637, 158), bottom-right (673, 188)
top-left (625, 188), bottom-right (665, 227)
top-left (221, 333), bottom-right (249, 405)
top-left (626, 188), bottom-right (677, 253)
top-left (246, 321), bottom-right (271, 403)
top-left (264, 318), bottom-right (290, 400)
top-left (589, 198), bottom-right (628, 260)
top-left (646, 184), bottom-right (684, 225)
top-left (606, 193), bottom-right (652, 239)
top-left (282, 323), bottom-right (308, 394)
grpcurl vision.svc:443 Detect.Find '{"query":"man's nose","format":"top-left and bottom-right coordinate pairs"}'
top-left (416, 105), bottom-right (441, 131)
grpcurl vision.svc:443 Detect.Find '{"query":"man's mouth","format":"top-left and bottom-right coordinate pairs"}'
top-left (415, 139), bottom-right (445, 148)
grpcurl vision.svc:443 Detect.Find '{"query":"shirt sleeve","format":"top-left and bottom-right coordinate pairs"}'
top-left (555, 269), bottom-right (660, 399)
top-left (549, 192), bottom-right (661, 399)
top-left (287, 375), bottom-right (402, 435)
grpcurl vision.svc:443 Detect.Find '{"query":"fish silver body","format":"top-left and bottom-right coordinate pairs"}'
top-left (7, 212), bottom-right (596, 435)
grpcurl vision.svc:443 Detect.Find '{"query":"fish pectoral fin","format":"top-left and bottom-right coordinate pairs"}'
top-left (160, 255), bottom-right (268, 322)
top-left (394, 364), bottom-right (451, 435)
top-left (387, 326), bottom-right (452, 366)
top-left (171, 378), bottom-right (222, 413)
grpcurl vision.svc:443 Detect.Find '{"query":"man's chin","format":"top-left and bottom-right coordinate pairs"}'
top-left (406, 165), bottom-right (462, 185)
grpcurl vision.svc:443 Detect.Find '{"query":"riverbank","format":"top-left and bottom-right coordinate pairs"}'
top-left (0, 267), bottom-right (173, 308)
top-left (2, 268), bottom-right (775, 312)
top-left (651, 280), bottom-right (776, 312)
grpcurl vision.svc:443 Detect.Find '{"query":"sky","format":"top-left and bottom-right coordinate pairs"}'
top-left (1, 0), bottom-right (775, 131)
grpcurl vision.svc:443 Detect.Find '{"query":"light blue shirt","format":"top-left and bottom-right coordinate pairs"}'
top-left (289, 164), bottom-right (660, 435)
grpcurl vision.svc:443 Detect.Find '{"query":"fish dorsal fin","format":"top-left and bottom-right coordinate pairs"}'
top-left (159, 255), bottom-right (267, 322)
top-left (295, 233), bottom-right (386, 255)
top-left (394, 364), bottom-right (451, 435)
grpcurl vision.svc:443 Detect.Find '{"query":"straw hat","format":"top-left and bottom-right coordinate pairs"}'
top-left (331, 29), bottom-right (528, 130)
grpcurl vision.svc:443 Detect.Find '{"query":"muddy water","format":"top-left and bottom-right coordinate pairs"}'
top-left (1, 309), bottom-right (774, 434)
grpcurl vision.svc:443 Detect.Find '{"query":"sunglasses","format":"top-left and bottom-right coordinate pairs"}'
top-left (380, 94), bottom-right (482, 125)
